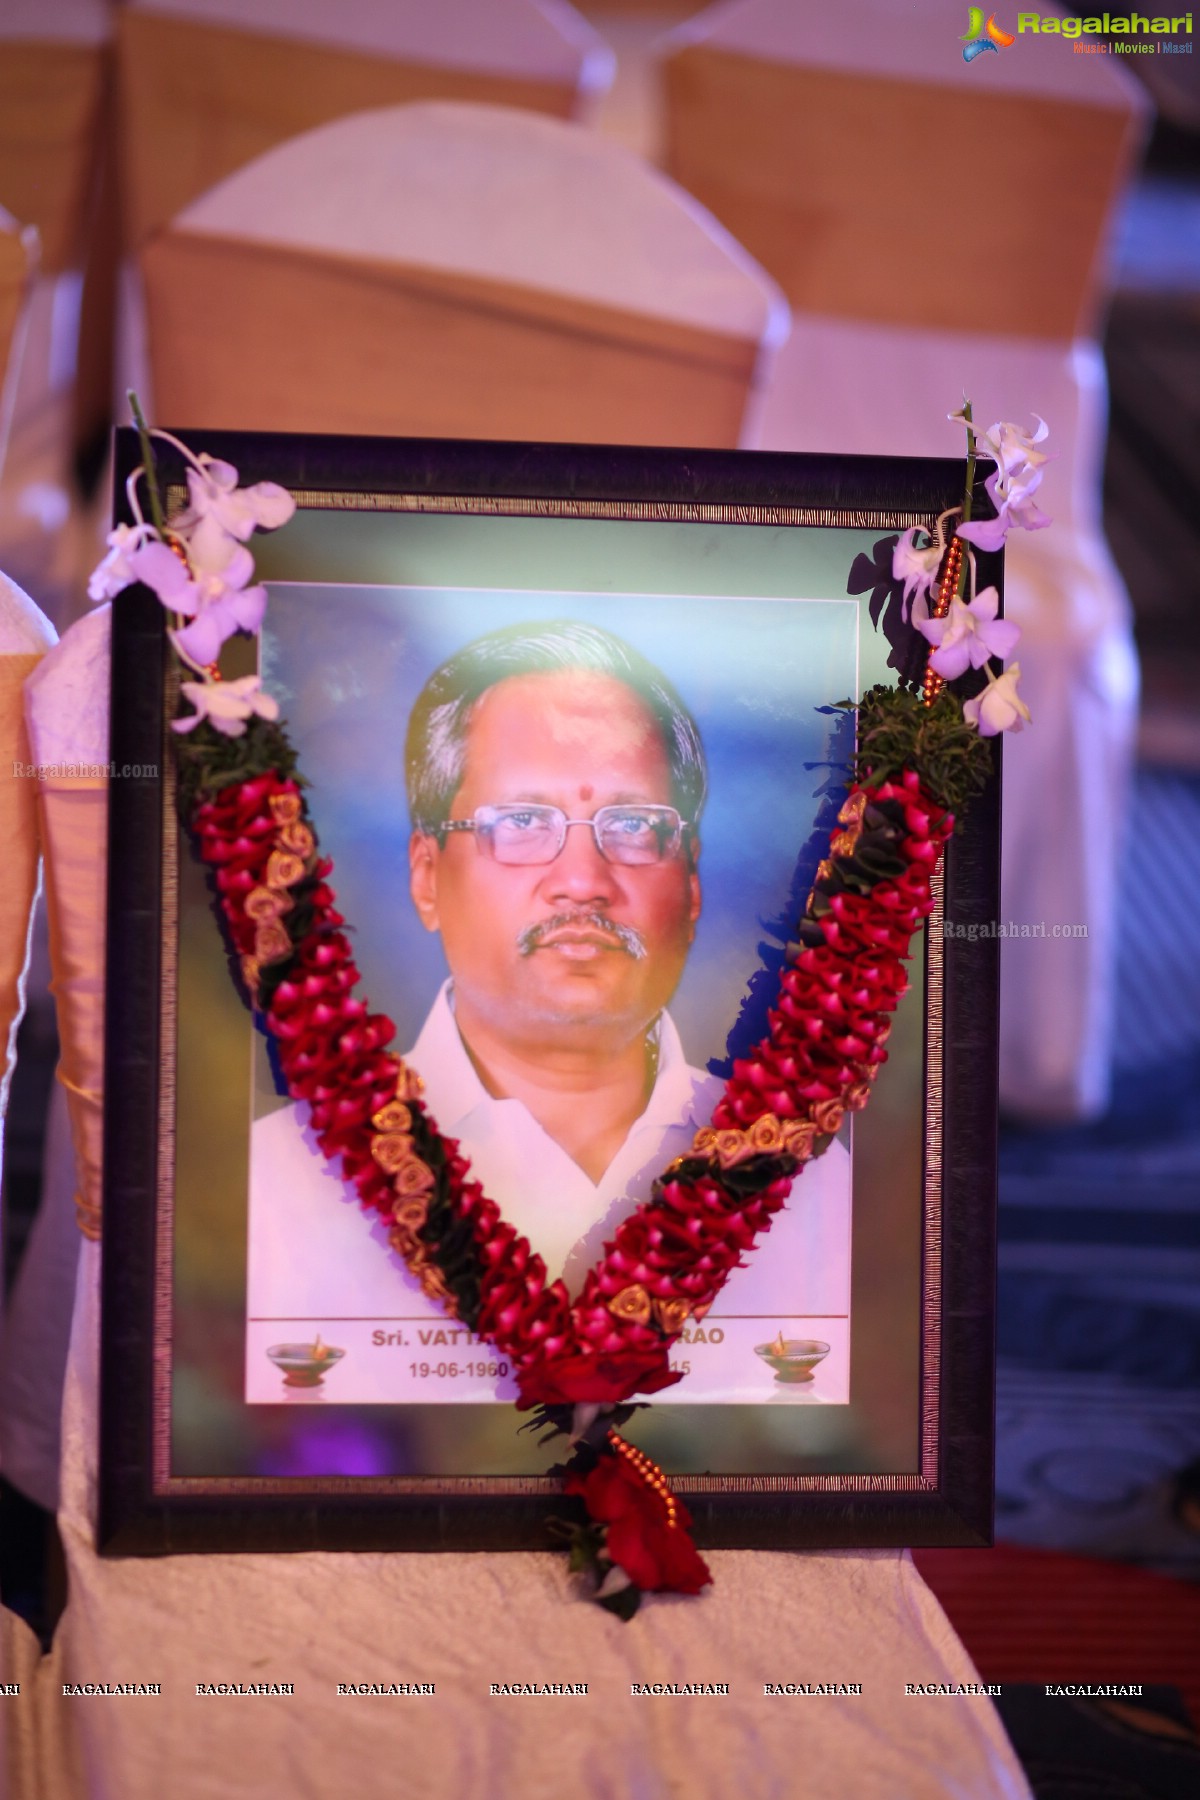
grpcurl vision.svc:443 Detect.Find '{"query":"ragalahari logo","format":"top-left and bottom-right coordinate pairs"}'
top-left (962, 8), bottom-right (1017, 58)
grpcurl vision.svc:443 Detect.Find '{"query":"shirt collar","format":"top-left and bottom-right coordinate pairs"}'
top-left (407, 980), bottom-right (707, 1136)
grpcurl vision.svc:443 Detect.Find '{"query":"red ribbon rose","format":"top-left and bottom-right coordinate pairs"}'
top-left (564, 1454), bottom-right (711, 1595)
top-left (516, 1350), bottom-right (683, 1409)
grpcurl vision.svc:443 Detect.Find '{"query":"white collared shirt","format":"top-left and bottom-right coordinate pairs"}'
top-left (248, 985), bottom-right (851, 1403)
top-left (409, 982), bottom-right (722, 1288)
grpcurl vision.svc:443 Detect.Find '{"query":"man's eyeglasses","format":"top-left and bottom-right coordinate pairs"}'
top-left (438, 803), bottom-right (691, 867)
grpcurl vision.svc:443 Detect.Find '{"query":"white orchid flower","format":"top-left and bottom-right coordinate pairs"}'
top-left (172, 675), bottom-right (280, 738)
top-left (916, 585), bottom-right (1021, 681)
top-left (173, 455), bottom-right (295, 569)
top-left (892, 527), bottom-right (944, 617)
top-left (976, 415), bottom-right (1050, 481)
top-left (128, 535), bottom-right (267, 667)
top-left (962, 662), bottom-right (1031, 737)
top-left (957, 466), bottom-right (1051, 552)
top-left (88, 522), bottom-right (155, 602)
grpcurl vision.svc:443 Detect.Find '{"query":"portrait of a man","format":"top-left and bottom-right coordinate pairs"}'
top-left (247, 607), bottom-right (851, 1405)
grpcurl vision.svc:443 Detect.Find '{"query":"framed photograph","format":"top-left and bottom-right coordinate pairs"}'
top-left (101, 431), bottom-right (1001, 1555)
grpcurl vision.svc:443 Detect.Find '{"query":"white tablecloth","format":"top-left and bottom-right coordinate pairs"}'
top-left (18, 1240), bottom-right (1030, 1800)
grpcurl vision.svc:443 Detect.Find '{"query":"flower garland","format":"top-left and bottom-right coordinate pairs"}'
top-left (96, 400), bottom-right (1044, 1617)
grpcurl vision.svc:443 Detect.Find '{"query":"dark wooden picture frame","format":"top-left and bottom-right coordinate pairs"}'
top-left (100, 430), bottom-right (1001, 1557)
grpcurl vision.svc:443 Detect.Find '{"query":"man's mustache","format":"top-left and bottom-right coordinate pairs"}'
top-left (516, 910), bottom-right (647, 961)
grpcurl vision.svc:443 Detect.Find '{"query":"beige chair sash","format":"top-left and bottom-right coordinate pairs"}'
top-left (0, 575), bottom-right (55, 1138)
top-left (141, 232), bottom-right (761, 446)
top-left (662, 6), bottom-right (1148, 339)
top-left (23, 606), bottom-right (109, 1239)
top-left (0, 216), bottom-right (36, 454)
top-left (137, 99), bottom-right (785, 447)
top-left (0, 40), bottom-right (107, 276)
top-left (117, 8), bottom-right (590, 251)
top-left (0, 653), bottom-right (47, 1122)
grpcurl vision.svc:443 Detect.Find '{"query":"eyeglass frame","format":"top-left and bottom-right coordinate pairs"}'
top-left (432, 801), bottom-right (695, 867)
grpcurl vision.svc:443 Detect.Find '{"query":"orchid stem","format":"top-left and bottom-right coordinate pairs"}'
top-left (127, 393), bottom-right (210, 681)
top-left (128, 391), bottom-right (167, 539)
top-left (957, 399), bottom-right (977, 602)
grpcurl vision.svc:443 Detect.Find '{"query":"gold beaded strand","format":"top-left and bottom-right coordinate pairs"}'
top-left (607, 1429), bottom-right (680, 1528)
top-left (921, 535), bottom-right (963, 708)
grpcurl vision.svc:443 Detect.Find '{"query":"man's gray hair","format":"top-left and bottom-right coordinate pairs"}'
top-left (405, 620), bottom-right (707, 835)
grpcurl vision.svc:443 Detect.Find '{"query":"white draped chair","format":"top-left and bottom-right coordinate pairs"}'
top-left (6, 613), bottom-right (1031, 1800)
top-left (661, 0), bottom-right (1151, 1119)
top-left (0, 208), bottom-right (37, 463)
top-left (116, 0), bottom-right (615, 256)
top-left (0, 570), bottom-right (56, 1727)
top-left (112, 0), bottom-right (615, 482)
top-left (0, 590), bottom-right (101, 1521)
top-left (137, 100), bottom-right (789, 446)
top-left (0, 1), bottom-right (112, 626)
top-left (0, 571), bottom-right (55, 1203)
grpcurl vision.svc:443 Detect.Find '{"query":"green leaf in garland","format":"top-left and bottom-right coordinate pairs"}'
top-left (174, 713), bottom-right (304, 819)
top-left (596, 1581), bottom-right (642, 1621)
top-left (846, 684), bottom-right (994, 820)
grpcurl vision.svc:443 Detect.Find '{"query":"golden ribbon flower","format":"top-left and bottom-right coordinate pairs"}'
top-left (254, 920), bottom-right (293, 964)
top-left (608, 1284), bottom-right (652, 1325)
top-left (371, 1100), bottom-right (413, 1134)
top-left (748, 1114), bottom-right (785, 1154)
top-left (781, 1120), bottom-right (817, 1160)
top-left (278, 820), bottom-right (315, 857)
top-left (810, 1099), bottom-right (845, 1136)
top-left (392, 1060), bottom-right (425, 1102)
top-left (371, 1132), bottom-right (416, 1174)
top-left (393, 1156), bottom-right (436, 1198)
top-left (265, 848), bottom-right (306, 890)
top-left (653, 1297), bottom-right (691, 1335)
top-left (391, 1196), bottom-right (429, 1236)
top-left (715, 1128), bottom-right (752, 1169)
top-left (244, 885), bottom-right (291, 922)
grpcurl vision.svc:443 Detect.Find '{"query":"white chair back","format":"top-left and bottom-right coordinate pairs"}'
top-left (140, 101), bottom-right (789, 446)
top-left (662, 0), bottom-right (1150, 340)
top-left (0, 4), bottom-right (113, 622)
top-left (0, 0), bottom-right (110, 279)
top-left (118, 0), bottom-right (614, 251)
top-left (0, 571), bottom-right (55, 1130)
top-left (0, 209), bottom-right (37, 470)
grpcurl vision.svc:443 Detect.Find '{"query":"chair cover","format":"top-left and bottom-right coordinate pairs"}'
top-left (117, 0), bottom-right (615, 252)
top-left (0, 210), bottom-right (36, 474)
top-left (0, 572), bottom-right (56, 1506)
top-left (756, 320), bottom-right (1138, 1119)
top-left (0, 1081), bottom-right (85, 1510)
top-left (13, 608), bottom-right (1030, 1799)
top-left (0, 599), bottom-right (97, 1519)
top-left (0, 1), bottom-right (109, 282)
top-left (139, 101), bottom-right (788, 446)
top-left (0, 572), bottom-right (55, 1155)
top-left (0, 2), bottom-right (113, 628)
top-left (664, 0), bottom-right (1148, 1118)
top-left (661, 0), bottom-right (1149, 339)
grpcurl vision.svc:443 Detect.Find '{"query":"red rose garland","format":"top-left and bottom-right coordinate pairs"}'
top-left (189, 760), bottom-right (953, 1609)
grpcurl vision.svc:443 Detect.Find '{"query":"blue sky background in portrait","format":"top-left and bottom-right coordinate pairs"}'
top-left (257, 583), bottom-right (858, 1097)
top-left (246, 507), bottom-right (901, 1116)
